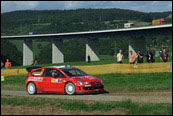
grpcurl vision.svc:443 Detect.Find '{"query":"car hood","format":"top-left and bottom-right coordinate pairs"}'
top-left (72, 76), bottom-right (101, 82)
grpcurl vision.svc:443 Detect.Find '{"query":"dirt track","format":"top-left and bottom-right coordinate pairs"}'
top-left (1, 90), bottom-right (172, 104)
top-left (1, 104), bottom-right (129, 115)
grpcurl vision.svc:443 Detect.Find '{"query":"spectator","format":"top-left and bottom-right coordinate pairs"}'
top-left (87, 55), bottom-right (91, 63)
top-left (34, 59), bottom-right (38, 65)
top-left (31, 59), bottom-right (38, 65)
top-left (5, 59), bottom-right (12, 69)
top-left (146, 51), bottom-right (155, 63)
top-left (1, 61), bottom-right (4, 69)
top-left (160, 49), bottom-right (169, 62)
top-left (117, 49), bottom-right (123, 64)
top-left (129, 50), bottom-right (136, 64)
top-left (137, 50), bottom-right (143, 63)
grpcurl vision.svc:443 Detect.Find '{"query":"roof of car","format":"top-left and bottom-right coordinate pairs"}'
top-left (50, 65), bottom-right (74, 69)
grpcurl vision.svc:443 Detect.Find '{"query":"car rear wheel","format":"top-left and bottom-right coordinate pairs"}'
top-left (27, 82), bottom-right (36, 95)
top-left (65, 82), bottom-right (75, 95)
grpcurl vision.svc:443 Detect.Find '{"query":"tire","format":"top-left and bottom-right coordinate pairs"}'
top-left (27, 82), bottom-right (37, 95)
top-left (65, 82), bottom-right (75, 95)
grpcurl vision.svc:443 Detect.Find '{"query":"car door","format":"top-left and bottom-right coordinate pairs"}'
top-left (42, 68), bottom-right (66, 92)
top-left (51, 69), bottom-right (67, 92)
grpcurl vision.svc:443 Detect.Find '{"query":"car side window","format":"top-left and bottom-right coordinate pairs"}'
top-left (43, 68), bottom-right (53, 77)
top-left (69, 70), bottom-right (80, 76)
top-left (31, 69), bottom-right (44, 77)
top-left (57, 71), bottom-right (66, 78)
top-left (43, 68), bottom-right (66, 78)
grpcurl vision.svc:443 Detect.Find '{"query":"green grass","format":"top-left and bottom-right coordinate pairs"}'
top-left (96, 72), bottom-right (172, 92)
top-left (1, 73), bottom-right (172, 92)
top-left (1, 95), bottom-right (172, 115)
top-left (128, 20), bottom-right (151, 27)
top-left (9, 40), bottom-right (23, 53)
top-left (1, 76), bottom-right (27, 90)
top-left (32, 23), bottom-right (51, 26)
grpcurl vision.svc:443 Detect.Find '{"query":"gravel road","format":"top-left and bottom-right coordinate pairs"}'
top-left (1, 90), bottom-right (172, 104)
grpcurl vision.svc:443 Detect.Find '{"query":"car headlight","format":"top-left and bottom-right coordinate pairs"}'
top-left (77, 80), bottom-right (89, 85)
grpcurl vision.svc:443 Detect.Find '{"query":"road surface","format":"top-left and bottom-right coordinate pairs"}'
top-left (1, 90), bottom-right (172, 103)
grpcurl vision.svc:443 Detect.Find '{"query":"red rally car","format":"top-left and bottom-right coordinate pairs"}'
top-left (25, 66), bottom-right (104, 95)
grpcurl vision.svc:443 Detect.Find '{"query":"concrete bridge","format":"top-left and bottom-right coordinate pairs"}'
top-left (1, 24), bottom-right (172, 66)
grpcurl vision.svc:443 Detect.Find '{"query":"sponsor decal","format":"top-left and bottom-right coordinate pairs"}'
top-left (51, 79), bottom-right (62, 83)
top-left (28, 77), bottom-right (43, 82)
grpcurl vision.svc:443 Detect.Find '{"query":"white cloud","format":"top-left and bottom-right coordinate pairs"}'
top-left (65, 1), bottom-right (79, 9)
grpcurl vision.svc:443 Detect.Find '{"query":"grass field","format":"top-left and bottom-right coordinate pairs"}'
top-left (1, 95), bottom-right (172, 115)
top-left (1, 72), bottom-right (172, 92)
top-left (97, 72), bottom-right (172, 92)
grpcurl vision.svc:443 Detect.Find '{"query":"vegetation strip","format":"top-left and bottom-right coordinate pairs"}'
top-left (1, 95), bottom-right (172, 115)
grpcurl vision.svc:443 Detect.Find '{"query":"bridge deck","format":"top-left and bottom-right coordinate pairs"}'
top-left (1, 24), bottom-right (172, 40)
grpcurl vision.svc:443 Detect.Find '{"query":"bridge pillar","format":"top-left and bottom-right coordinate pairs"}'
top-left (129, 38), bottom-right (146, 57)
top-left (86, 38), bottom-right (100, 61)
top-left (52, 39), bottom-right (64, 64)
top-left (23, 40), bottom-right (33, 66)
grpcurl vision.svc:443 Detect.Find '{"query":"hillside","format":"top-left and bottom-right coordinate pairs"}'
top-left (1, 8), bottom-right (171, 36)
top-left (1, 9), bottom-right (172, 66)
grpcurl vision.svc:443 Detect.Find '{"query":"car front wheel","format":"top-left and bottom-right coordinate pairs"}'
top-left (65, 82), bottom-right (75, 95)
top-left (27, 82), bottom-right (36, 95)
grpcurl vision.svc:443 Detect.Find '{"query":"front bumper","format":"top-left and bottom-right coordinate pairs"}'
top-left (76, 84), bottom-right (104, 93)
top-left (83, 84), bottom-right (104, 90)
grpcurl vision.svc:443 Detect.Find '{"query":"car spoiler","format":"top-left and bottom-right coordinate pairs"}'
top-left (26, 66), bottom-right (42, 72)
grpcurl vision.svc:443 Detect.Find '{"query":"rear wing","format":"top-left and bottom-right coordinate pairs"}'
top-left (26, 66), bottom-right (42, 72)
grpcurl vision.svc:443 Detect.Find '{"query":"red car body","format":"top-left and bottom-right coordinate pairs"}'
top-left (25, 66), bottom-right (104, 95)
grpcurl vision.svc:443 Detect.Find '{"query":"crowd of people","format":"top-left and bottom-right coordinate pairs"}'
top-left (116, 48), bottom-right (169, 64)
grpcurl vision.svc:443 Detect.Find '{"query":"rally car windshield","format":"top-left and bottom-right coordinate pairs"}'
top-left (62, 68), bottom-right (88, 77)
